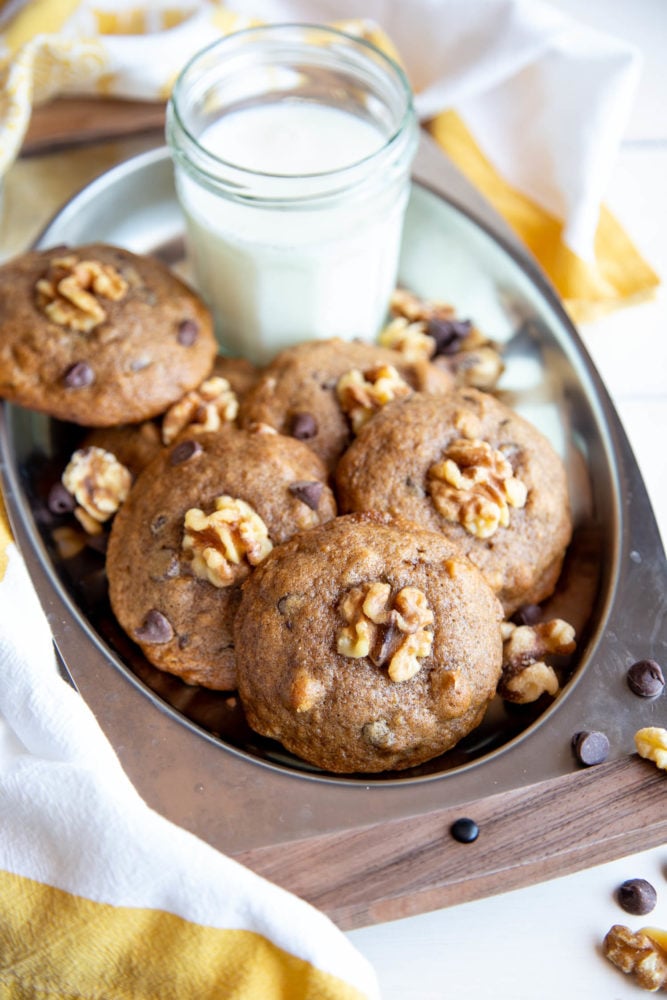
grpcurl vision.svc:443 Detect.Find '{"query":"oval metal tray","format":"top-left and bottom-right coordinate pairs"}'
top-left (1, 140), bottom-right (665, 926)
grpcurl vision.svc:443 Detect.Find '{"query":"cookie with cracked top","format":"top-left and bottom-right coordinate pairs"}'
top-left (107, 426), bottom-right (337, 690)
top-left (234, 511), bottom-right (504, 773)
top-left (335, 388), bottom-right (572, 615)
top-left (0, 243), bottom-right (217, 425)
top-left (237, 337), bottom-right (454, 472)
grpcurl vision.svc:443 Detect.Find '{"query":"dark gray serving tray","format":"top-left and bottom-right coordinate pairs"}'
top-left (1, 137), bottom-right (665, 928)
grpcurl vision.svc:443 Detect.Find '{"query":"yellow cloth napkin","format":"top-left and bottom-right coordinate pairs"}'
top-left (0, 0), bottom-right (659, 321)
top-left (0, 493), bottom-right (378, 999)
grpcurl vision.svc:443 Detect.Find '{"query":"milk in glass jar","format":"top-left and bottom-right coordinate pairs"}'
top-left (166, 24), bottom-right (418, 364)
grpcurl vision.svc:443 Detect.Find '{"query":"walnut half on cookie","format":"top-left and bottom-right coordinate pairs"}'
top-left (234, 512), bottom-right (504, 774)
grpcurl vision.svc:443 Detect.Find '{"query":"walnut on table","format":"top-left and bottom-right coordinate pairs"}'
top-left (603, 924), bottom-right (667, 992)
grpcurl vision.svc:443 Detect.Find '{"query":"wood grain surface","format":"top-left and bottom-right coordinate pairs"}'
top-left (21, 97), bottom-right (166, 155)
top-left (234, 755), bottom-right (667, 930)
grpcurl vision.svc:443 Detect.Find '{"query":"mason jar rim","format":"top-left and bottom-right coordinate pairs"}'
top-left (166, 22), bottom-right (417, 201)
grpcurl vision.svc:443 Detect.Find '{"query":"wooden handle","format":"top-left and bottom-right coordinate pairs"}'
top-left (234, 756), bottom-right (667, 929)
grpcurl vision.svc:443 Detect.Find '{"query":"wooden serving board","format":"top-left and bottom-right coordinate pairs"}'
top-left (235, 756), bottom-right (667, 930)
top-left (22, 97), bottom-right (166, 155)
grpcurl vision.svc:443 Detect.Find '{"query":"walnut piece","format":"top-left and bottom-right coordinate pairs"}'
top-left (35, 254), bottom-right (128, 332)
top-left (635, 727), bottom-right (667, 770)
top-left (378, 316), bottom-right (435, 361)
top-left (161, 376), bottom-right (238, 444)
top-left (61, 446), bottom-right (132, 534)
top-left (379, 288), bottom-right (505, 389)
top-left (428, 437), bottom-right (528, 539)
top-left (337, 581), bottom-right (434, 682)
top-left (499, 618), bottom-right (576, 703)
top-left (182, 495), bottom-right (272, 588)
top-left (336, 364), bottom-right (412, 433)
top-left (603, 924), bottom-right (667, 991)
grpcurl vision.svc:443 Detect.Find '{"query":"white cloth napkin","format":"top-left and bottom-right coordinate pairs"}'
top-left (0, 528), bottom-right (380, 998)
top-left (223, 0), bottom-right (641, 263)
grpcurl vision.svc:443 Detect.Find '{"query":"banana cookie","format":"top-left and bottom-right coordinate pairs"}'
top-left (237, 337), bottom-right (454, 472)
top-left (0, 243), bottom-right (217, 425)
top-left (107, 426), bottom-right (337, 690)
top-left (335, 389), bottom-right (572, 615)
top-left (234, 512), bottom-right (504, 773)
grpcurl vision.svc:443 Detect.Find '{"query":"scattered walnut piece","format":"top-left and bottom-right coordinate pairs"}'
top-left (499, 618), bottom-right (576, 703)
top-left (428, 438), bottom-right (527, 539)
top-left (603, 924), bottom-right (667, 991)
top-left (378, 316), bottom-right (435, 361)
top-left (337, 581), bottom-right (434, 682)
top-left (379, 287), bottom-right (505, 389)
top-left (182, 495), bottom-right (272, 588)
top-left (635, 727), bottom-right (667, 770)
top-left (336, 364), bottom-right (412, 433)
top-left (35, 254), bottom-right (128, 332)
top-left (161, 376), bottom-right (238, 444)
top-left (61, 446), bottom-right (132, 534)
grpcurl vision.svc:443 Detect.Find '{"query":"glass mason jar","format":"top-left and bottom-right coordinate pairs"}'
top-left (166, 23), bottom-right (418, 364)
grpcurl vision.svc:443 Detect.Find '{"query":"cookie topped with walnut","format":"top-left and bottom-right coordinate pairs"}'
top-left (234, 511), bottom-right (504, 773)
top-left (335, 389), bottom-right (573, 615)
top-left (238, 337), bottom-right (454, 472)
top-left (107, 426), bottom-right (337, 691)
top-left (0, 243), bottom-right (217, 426)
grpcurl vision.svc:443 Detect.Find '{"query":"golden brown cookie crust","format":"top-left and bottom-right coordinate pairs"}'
top-left (107, 426), bottom-right (337, 690)
top-left (238, 337), bottom-right (454, 472)
top-left (335, 389), bottom-right (572, 615)
top-left (234, 511), bottom-right (504, 773)
top-left (0, 243), bottom-right (217, 425)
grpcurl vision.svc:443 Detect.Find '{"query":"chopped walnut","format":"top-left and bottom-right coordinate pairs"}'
top-left (161, 376), bottom-right (239, 444)
top-left (635, 727), bottom-right (667, 770)
top-left (378, 316), bottom-right (435, 361)
top-left (445, 344), bottom-right (505, 390)
top-left (61, 446), bottom-right (132, 534)
top-left (182, 495), bottom-right (272, 588)
top-left (337, 581), bottom-right (434, 682)
top-left (379, 287), bottom-right (505, 389)
top-left (336, 365), bottom-right (412, 433)
top-left (499, 618), bottom-right (576, 703)
top-left (428, 437), bottom-right (528, 539)
top-left (35, 254), bottom-right (128, 332)
top-left (389, 287), bottom-right (457, 325)
top-left (603, 924), bottom-right (667, 991)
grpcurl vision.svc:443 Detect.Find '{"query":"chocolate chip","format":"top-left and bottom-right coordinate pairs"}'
top-left (427, 317), bottom-right (472, 356)
top-left (627, 659), bottom-right (665, 699)
top-left (511, 603), bottom-right (542, 626)
top-left (290, 412), bottom-right (318, 440)
top-left (134, 609), bottom-right (173, 644)
top-left (47, 482), bottom-right (76, 514)
top-left (85, 532), bottom-right (109, 555)
top-left (288, 480), bottom-right (323, 510)
top-left (572, 730), bottom-right (610, 766)
top-left (450, 817), bottom-right (479, 843)
top-left (150, 514), bottom-right (168, 535)
top-left (170, 439), bottom-right (202, 465)
top-left (63, 361), bottom-right (94, 388)
top-left (177, 319), bottom-right (199, 345)
top-left (617, 878), bottom-right (657, 916)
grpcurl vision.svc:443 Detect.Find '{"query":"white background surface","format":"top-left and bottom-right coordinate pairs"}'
top-left (347, 0), bottom-right (667, 996)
